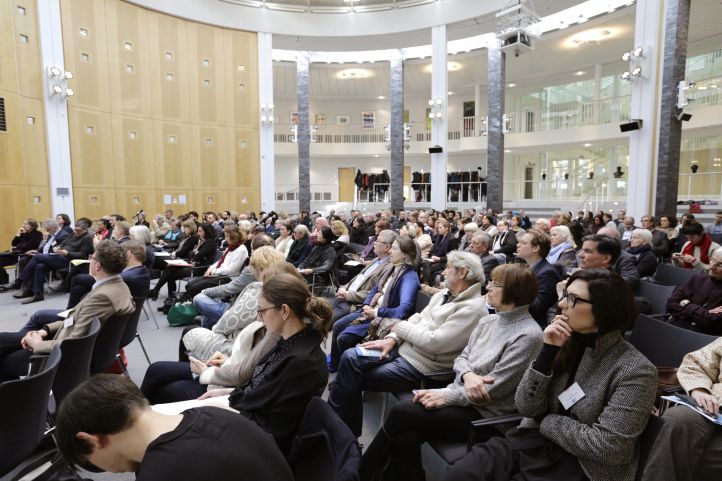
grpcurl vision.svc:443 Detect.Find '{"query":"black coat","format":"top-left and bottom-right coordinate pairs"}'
top-left (288, 238), bottom-right (312, 266)
top-left (10, 230), bottom-right (43, 253)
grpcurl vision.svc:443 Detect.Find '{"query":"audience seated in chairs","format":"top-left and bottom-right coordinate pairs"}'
top-left (111, 220), bottom-right (131, 243)
top-left (298, 227), bottom-right (337, 282)
top-left (666, 247), bottom-right (722, 335)
top-left (490, 220), bottom-right (518, 264)
top-left (546, 225), bottom-right (577, 274)
top-left (350, 216), bottom-right (370, 245)
top-left (672, 221), bottom-right (721, 272)
top-left (640, 336), bottom-right (722, 481)
top-left (55, 374), bottom-right (294, 481)
top-left (360, 263), bottom-right (543, 481)
top-left (13, 219), bottom-right (94, 304)
top-left (331, 220), bottom-right (350, 245)
top-left (469, 232), bottom-right (499, 293)
top-left (0, 218), bottom-right (42, 287)
top-left (444, 269), bottom-right (657, 481)
top-left (274, 220), bottom-right (294, 258)
top-left (358, 219), bottom-right (392, 262)
top-left (566, 232), bottom-right (640, 290)
top-left (129, 224), bottom-right (156, 270)
top-left (148, 221), bottom-right (216, 302)
top-left (411, 220), bottom-right (433, 259)
top-left (0, 240), bottom-right (135, 381)
top-left (641, 215), bottom-right (674, 262)
top-left (515, 229), bottom-right (562, 328)
top-left (10, 219), bottom-right (70, 291)
top-left (287, 224), bottom-right (312, 267)
top-left (625, 228), bottom-right (659, 278)
top-left (198, 273), bottom-right (332, 455)
top-left (331, 229), bottom-right (395, 323)
top-left (142, 252), bottom-right (292, 404)
top-left (328, 250), bottom-right (486, 437)
top-left (193, 234), bottom-right (274, 329)
top-left (56, 213), bottom-right (73, 237)
top-left (422, 218), bottom-right (458, 285)
top-left (156, 219), bottom-right (184, 248)
top-left (67, 240), bottom-right (151, 308)
top-left (329, 236), bottom-right (420, 372)
top-left (182, 225), bottom-right (248, 300)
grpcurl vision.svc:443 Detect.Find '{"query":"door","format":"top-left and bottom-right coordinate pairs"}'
top-left (525, 166), bottom-right (534, 199)
top-left (338, 167), bottom-right (356, 203)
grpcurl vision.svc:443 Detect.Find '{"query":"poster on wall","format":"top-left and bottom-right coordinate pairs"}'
top-left (361, 111), bottom-right (375, 129)
top-left (336, 115), bottom-right (351, 125)
top-left (290, 112), bottom-right (299, 125)
top-left (314, 114), bottom-right (326, 126)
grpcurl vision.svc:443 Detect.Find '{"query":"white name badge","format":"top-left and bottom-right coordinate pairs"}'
top-left (63, 316), bottom-right (74, 328)
top-left (558, 382), bottom-right (585, 410)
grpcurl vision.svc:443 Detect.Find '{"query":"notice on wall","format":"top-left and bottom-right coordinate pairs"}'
top-left (179, 194), bottom-right (187, 205)
top-left (163, 194), bottom-right (172, 205)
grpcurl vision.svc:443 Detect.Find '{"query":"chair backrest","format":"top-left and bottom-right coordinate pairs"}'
top-left (636, 280), bottom-right (677, 315)
top-left (53, 318), bottom-right (101, 409)
top-left (711, 233), bottom-right (722, 245)
top-left (348, 243), bottom-right (366, 254)
top-left (289, 397), bottom-right (361, 481)
top-left (630, 314), bottom-right (719, 367)
top-left (119, 297), bottom-right (146, 349)
top-left (653, 263), bottom-right (699, 287)
top-left (415, 291), bottom-right (432, 314)
top-left (0, 346), bottom-right (61, 476)
top-left (90, 313), bottom-right (131, 374)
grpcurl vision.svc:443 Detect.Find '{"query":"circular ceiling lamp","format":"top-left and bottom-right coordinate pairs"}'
top-left (565, 27), bottom-right (617, 48)
top-left (423, 61), bottom-right (462, 73)
top-left (337, 68), bottom-right (373, 79)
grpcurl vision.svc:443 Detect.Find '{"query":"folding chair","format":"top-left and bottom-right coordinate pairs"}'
top-left (116, 297), bottom-right (153, 376)
top-left (652, 263), bottom-right (699, 287)
top-left (636, 280), bottom-right (677, 315)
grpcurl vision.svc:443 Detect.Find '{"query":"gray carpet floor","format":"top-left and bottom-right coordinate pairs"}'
top-left (0, 277), bottom-right (451, 481)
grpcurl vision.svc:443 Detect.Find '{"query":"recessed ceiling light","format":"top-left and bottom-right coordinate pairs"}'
top-left (423, 61), bottom-right (462, 73)
top-left (448, 91), bottom-right (454, 95)
top-left (575, 71), bottom-right (586, 76)
top-left (566, 28), bottom-right (617, 48)
top-left (583, 143), bottom-right (593, 147)
top-left (504, 149), bottom-right (512, 153)
top-left (377, 96), bottom-right (385, 99)
top-left (337, 68), bottom-right (372, 79)
top-left (507, 83), bottom-right (517, 88)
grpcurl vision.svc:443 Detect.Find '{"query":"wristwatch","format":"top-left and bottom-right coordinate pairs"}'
top-left (680, 299), bottom-right (690, 307)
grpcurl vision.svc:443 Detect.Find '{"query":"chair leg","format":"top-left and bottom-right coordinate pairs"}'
top-left (117, 353), bottom-right (130, 377)
top-left (135, 333), bottom-right (152, 365)
top-left (143, 303), bottom-right (160, 329)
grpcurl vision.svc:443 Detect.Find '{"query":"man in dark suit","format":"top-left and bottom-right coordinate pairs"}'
top-left (491, 220), bottom-right (518, 262)
top-left (516, 229), bottom-right (562, 328)
top-left (14, 219), bottom-right (94, 303)
top-left (10, 219), bottom-right (70, 290)
top-left (0, 240), bottom-right (135, 381)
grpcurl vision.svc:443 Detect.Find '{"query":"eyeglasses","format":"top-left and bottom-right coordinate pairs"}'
top-left (709, 258), bottom-right (722, 267)
top-left (560, 289), bottom-right (593, 308)
top-left (486, 281), bottom-right (503, 289)
top-left (256, 305), bottom-right (279, 317)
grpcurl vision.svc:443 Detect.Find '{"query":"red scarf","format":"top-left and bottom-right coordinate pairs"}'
top-left (216, 243), bottom-right (241, 268)
top-left (682, 233), bottom-right (712, 268)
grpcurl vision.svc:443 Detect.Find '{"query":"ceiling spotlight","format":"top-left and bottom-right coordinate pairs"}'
top-left (64, 71), bottom-right (74, 80)
top-left (621, 51), bottom-right (631, 62)
top-left (632, 47), bottom-right (643, 57)
top-left (631, 67), bottom-right (642, 76)
top-left (261, 115), bottom-right (268, 122)
top-left (435, 99), bottom-right (442, 105)
top-left (507, 83), bottom-right (517, 88)
top-left (435, 112), bottom-right (442, 118)
top-left (51, 85), bottom-right (63, 94)
top-left (49, 66), bottom-right (62, 77)
top-left (260, 103), bottom-right (266, 109)
top-left (583, 143), bottom-right (592, 147)
top-left (268, 103), bottom-right (274, 109)
top-left (65, 88), bottom-right (74, 97)
top-left (428, 99), bottom-right (434, 106)
top-left (428, 112), bottom-right (435, 119)
top-left (377, 96), bottom-right (385, 100)
top-left (575, 71), bottom-right (585, 76)
top-left (621, 71), bottom-right (631, 80)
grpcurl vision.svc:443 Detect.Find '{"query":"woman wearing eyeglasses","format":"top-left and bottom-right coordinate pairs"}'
top-left (444, 269), bottom-right (657, 481)
top-left (360, 263), bottom-right (543, 481)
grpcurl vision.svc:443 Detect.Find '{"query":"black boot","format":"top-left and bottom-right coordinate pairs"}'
top-left (360, 427), bottom-right (395, 481)
top-left (13, 289), bottom-right (34, 299)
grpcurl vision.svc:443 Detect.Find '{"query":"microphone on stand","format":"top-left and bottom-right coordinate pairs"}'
top-left (132, 209), bottom-right (145, 219)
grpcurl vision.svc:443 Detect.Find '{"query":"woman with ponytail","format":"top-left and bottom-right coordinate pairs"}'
top-left (224, 272), bottom-right (332, 454)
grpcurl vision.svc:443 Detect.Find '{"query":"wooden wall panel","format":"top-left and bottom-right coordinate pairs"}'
top-left (158, 189), bottom-right (193, 213)
top-left (60, 0), bottom-right (111, 111)
top-left (73, 187), bottom-right (116, 220)
top-left (25, 186), bottom-right (52, 223)
top-left (192, 125), bottom-right (227, 189)
top-left (111, 115), bottom-right (154, 188)
top-left (228, 128), bottom-right (260, 189)
top-left (0, 1), bottom-right (19, 92)
top-left (0, 92), bottom-right (24, 185)
top-left (152, 121), bottom-right (192, 189)
top-left (188, 23), bottom-right (226, 126)
top-left (105, 0), bottom-right (152, 117)
top-left (194, 190), bottom-right (229, 214)
top-left (68, 107), bottom-right (114, 187)
top-left (235, 190), bottom-right (260, 213)
top-left (0, 186), bottom-right (32, 238)
top-left (13, 0), bottom-right (43, 99)
top-left (148, 12), bottom-right (190, 122)
top-left (19, 97), bottom-right (49, 187)
top-left (223, 30), bottom-right (258, 128)
top-left (115, 189), bottom-right (158, 219)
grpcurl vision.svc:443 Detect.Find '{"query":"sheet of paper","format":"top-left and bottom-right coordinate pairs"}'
top-left (344, 260), bottom-right (362, 267)
top-left (151, 395), bottom-right (234, 415)
top-left (70, 259), bottom-right (90, 266)
top-left (165, 259), bottom-right (193, 267)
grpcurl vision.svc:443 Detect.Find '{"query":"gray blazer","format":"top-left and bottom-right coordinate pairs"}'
top-left (516, 332), bottom-right (657, 481)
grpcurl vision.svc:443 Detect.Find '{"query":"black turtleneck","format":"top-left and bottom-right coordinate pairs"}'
top-left (532, 331), bottom-right (598, 379)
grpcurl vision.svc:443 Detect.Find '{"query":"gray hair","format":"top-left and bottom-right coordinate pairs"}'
top-left (446, 250), bottom-right (485, 284)
top-left (472, 232), bottom-right (492, 247)
top-left (43, 219), bottom-right (59, 230)
top-left (598, 226), bottom-right (620, 239)
top-left (294, 224), bottom-right (310, 236)
top-left (129, 225), bottom-right (152, 244)
top-left (377, 229), bottom-right (398, 245)
top-left (631, 228), bottom-right (653, 245)
top-left (550, 225), bottom-right (573, 242)
top-left (464, 222), bottom-right (479, 233)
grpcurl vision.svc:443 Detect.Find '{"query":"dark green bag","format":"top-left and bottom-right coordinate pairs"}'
top-left (167, 302), bottom-right (198, 327)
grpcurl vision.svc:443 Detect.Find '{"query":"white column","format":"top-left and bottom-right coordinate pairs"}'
top-left (429, 25), bottom-right (448, 210)
top-left (37, 0), bottom-right (74, 221)
top-left (474, 83), bottom-right (482, 117)
top-left (626, 0), bottom-right (664, 220)
top-left (593, 62), bottom-right (602, 124)
top-left (258, 32), bottom-right (275, 213)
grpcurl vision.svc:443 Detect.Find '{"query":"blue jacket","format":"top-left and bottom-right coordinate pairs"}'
top-left (362, 266), bottom-right (420, 320)
top-left (121, 265), bottom-right (151, 299)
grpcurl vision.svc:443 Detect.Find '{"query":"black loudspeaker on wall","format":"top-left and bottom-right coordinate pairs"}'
top-left (619, 119), bottom-right (643, 132)
top-left (428, 145), bottom-right (443, 154)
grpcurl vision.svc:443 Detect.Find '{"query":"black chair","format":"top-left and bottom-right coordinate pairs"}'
top-left (116, 297), bottom-right (152, 376)
top-left (629, 314), bottom-right (718, 367)
top-left (348, 243), bottom-right (366, 255)
top-left (90, 313), bottom-right (131, 374)
top-left (414, 291), bottom-right (432, 314)
top-left (178, 249), bottom-right (225, 293)
top-left (636, 280), bottom-right (677, 315)
top-left (0, 346), bottom-right (61, 477)
top-left (653, 263), bottom-right (699, 287)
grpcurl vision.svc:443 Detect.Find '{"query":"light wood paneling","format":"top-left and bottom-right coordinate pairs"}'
top-left (73, 187), bottom-right (116, 220)
top-left (68, 107), bottom-right (114, 187)
top-left (152, 121), bottom-right (192, 189)
top-left (158, 189), bottom-right (193, 213)
top-left (0, 91), bottom-right (24, 185)
top-left (20, 97), bottom-right (49, 187)
top-left (187, 23), bottom-right (226, 126)
top-left (111, 115), bottom-right (154, 188)
top-left (25, 185), bottom-right (52, 223)
top-left (235, 190), bottom-right (260, 213)
top-left (105, 0), bottom-right (152, 117)
top-left (0, 1), bottom-right (19, 93)
top-left (148, 12), bottom-right (190, 122)
top-left (192, 125), bottom-right (227, 189)
top-left (13, 0), bottom-right (43, 99)
top-left (0, 185), bottom-right (33, 239)
top-left (194, 190), bottom-right (229, 214)
top-left (228, 128), bottom-right (260, 189)
top-left (115, 189), bottom-right (158, 219)
top-left (223, 29), bottom-right (258, 128)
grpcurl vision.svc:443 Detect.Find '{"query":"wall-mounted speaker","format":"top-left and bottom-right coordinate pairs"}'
top-left (428, 145), bottom-right (443, 154)
top-left (619, 119), bottom-right (643, 132)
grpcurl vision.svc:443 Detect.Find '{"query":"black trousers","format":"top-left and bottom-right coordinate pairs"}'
top-left (0, 252), bottom-right (19, 283)
top-left (153, 266), bottom-right (193, 297)
top-left (361, 399), bottom-right (490, 481)
top-left (183, 276), bottom-right (231, 300)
